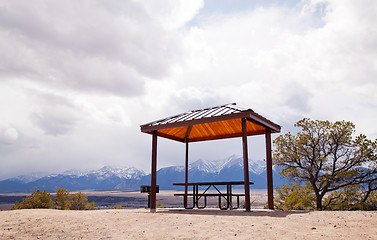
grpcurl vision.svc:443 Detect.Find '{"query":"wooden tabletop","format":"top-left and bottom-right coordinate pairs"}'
top-left (173, 181), bottom-right (254, 186)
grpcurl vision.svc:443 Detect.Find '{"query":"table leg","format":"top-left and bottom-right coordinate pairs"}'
top-left (184, 185), bottom-right (195, 209)
top-left (228, 184), bottom-right (233, 210)
top-left (194, 185), bottom-right (198, 208)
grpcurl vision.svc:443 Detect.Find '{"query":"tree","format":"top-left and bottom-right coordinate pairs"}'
top-left (12, 190), bottom-right (53, 209)
top-left (55, 188), bottom-right (70, 210)
top-left (273, 118), bottom-right (377, 210)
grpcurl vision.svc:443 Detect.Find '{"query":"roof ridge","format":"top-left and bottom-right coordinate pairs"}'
top-left (140, 103), bottom-right (237, 127)
top-left (226, 104), bottom-right (253, 112)
top-left (189, 103), bottom-right (236, 113)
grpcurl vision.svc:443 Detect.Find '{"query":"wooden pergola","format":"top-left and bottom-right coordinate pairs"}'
top-left (140, 103), bottom-right (281, 212)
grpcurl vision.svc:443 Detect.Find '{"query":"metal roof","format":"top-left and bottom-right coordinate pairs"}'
top-left (140, 103), bottom-right (281, 142)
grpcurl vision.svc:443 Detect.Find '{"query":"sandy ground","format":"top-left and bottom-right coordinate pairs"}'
top-left (1, 208), bottom-right (376, 240)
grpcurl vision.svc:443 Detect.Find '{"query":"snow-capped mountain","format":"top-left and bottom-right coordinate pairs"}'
top-left (189, 155), bottom-right (267, 175)
top-left (146, 156), bottom-right (285, 190)
top-left (56, 166), bottom-right (146, 180)
top-left (0, 166), bottom-right (147, 193)
top-left (10, 172), bottom-right (50, 184)
top-left (0, 157), bottom-right (286, 193)
top-left (189, 159), bottom-right (220, 173)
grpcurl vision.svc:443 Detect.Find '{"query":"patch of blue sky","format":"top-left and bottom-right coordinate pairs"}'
top-left (186, 0), bottom-right (328, 28)
top-left (307, 1), bottom-right (328, 28)
top-left (187, 0), bottom-right (300, 26)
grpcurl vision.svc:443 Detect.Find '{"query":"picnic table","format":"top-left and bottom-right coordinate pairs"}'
top-left (173, 181), bottom-right (254, 210)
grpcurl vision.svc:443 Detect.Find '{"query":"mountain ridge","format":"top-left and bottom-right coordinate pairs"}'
top-left (0, 156), bottom-right (287, 193)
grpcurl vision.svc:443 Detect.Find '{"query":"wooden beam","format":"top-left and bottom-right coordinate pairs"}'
top-left (247, 112), bottom-right (281, 133)
top-left (150, 131), bottom-right (157, 212)
top-left (144, 128), bottom-right (269, 143)
top-left (242, 118), bottom-right (251, 211)
top-left (185, 126), bottom-right (193, 140)
top-left (183, 126), bottom-right (192, 208)
top-left (188, 129), bottom-right (267, 142)
top-left (184, 141), bottom-right (189, 208)
top-left (265, 129), bottom-right (274, 209)
top-left (156, 132), bottom-right (185, 143)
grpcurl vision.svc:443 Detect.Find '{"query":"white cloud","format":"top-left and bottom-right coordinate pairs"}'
top-left (136, 0), bottom-right (204, 30)
top-left (0, 0), bottom-right (194, 96)
top-left (168, 0), bottom-right (377, 126)
top-left (0, 0), bottom-right (376, 180)
top-left (0, 125), bottom-right (19, 144)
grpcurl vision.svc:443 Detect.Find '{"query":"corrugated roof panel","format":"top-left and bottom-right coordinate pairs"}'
top-left (167, 113), bottom-right (190, 124)
top-left (211, 107), bottom-right (233, 117)
top-left (194, 107), bottom-right (221, 119)
top-left (184, 110), bottom-right (206, 121)
top-left (206, 106), bottom-right (228, 117)
top-left (141, 103), bottom-right (239, 127)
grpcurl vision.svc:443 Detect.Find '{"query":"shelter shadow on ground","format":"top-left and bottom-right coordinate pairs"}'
top-left (158, 209), bottom-right (309, 218)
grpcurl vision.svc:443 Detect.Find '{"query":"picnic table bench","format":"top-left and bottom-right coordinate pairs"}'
top-left (173, 181), bottom-right (254, 210)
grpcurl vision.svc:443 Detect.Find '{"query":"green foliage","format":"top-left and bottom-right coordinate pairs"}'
top-left (323, 185), bottom-right (364, 210)
top-left (273, 118), bottom-right (377, 210)
top-left (274, 183), bottom-right (316, 210)
top-left (156, 201), bottom-right (164, 208)
top-left (55, 188), bottom-right (70, 210)
top-left (216, 203), bottom-right (225, 208)
top-left (11, 190), bottom-right (53, 210)
top-left (68, 192), bottom-right (95, 210)
top-left (324, 186), bottom-right (377, 210)
top-left (365, 191), bottom-right (377, 210)
top-left (11, 189), bottom-right (95, 210)
top-left (108, 204), bottom-right (123, 209)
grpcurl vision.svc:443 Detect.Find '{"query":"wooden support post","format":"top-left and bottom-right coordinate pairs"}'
top-left (184, 126), bottom-right (192, 209)
top-left (150, 131), bottom-right (158, 212)
top-left (242, 118), bottom-right (251, 211)
top-left (184, 141), bottom-right (189, 208)
top-left (265, 129), bottom-right (274, 210)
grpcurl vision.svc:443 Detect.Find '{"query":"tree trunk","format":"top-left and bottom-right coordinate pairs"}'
top-left (361, 181), bottom-right (376, 203)
top-left (316, 194), bottom-right (323, 210)
top-left (311, 181), bottom-right (323, 210)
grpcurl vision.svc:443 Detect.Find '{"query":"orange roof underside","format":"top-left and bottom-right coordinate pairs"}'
top-left (157, 118), bottom-right (267, 142)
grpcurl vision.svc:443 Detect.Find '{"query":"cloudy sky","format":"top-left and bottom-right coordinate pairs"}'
top-left (0, 0), bottom-right (376, 180)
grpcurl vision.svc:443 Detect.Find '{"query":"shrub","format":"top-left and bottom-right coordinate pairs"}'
top-left (365, 191), bottom-right (377, 210)
top-left (157, 201), bottom-right (164, 208)
top-left (323, 186), bottom-right (377, 210)
top-left (273, 183), bottom-right (316, 210)
top-left (68, 192), bottom-right (95, 210)
top-left (11, 189), bottom-right (96, 210)
top-left (274, 183), bottom-right (377, 211)
top-left (55, 188), bottom-right (70, 210)
top-left (108, 204), bottom-right (123, 209)
top-left (12, 190), bottom-right (53, 210)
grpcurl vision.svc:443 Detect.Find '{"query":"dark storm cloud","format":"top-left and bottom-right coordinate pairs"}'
top-left (30, 111), bottom-right (77, 136)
